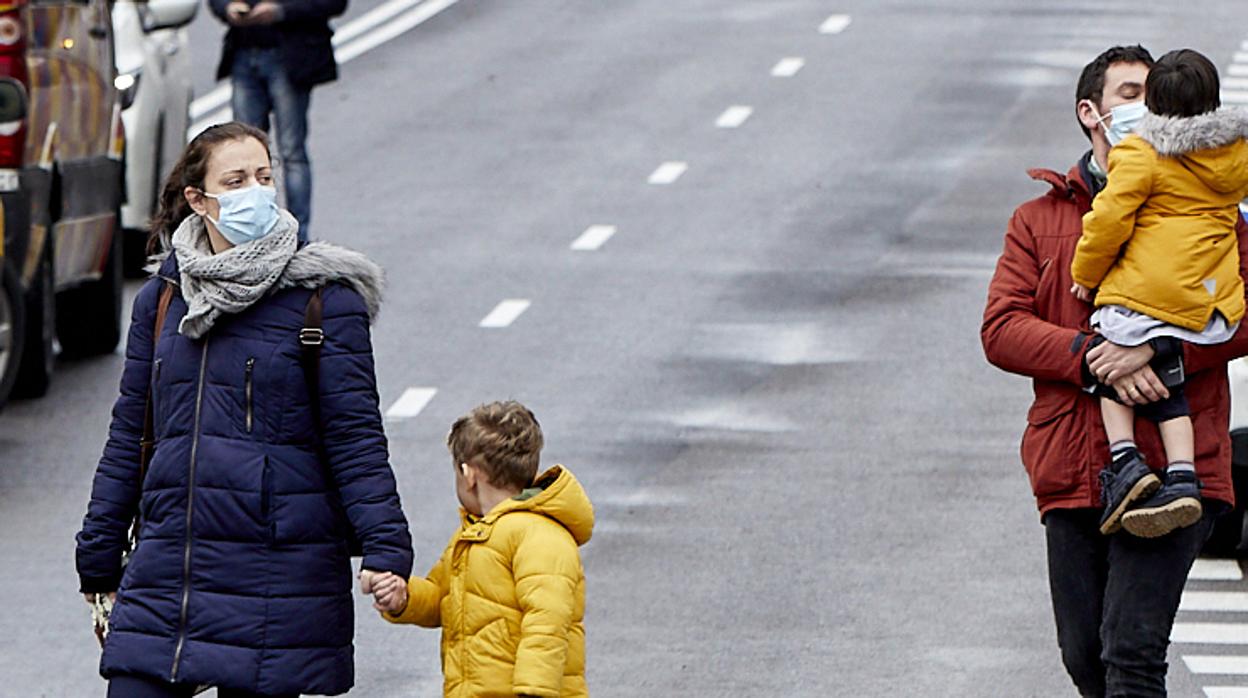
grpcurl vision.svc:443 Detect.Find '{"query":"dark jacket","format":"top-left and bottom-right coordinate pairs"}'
top-left (981, 155), bottom-right (1247, 516)
top-left (210, 0), bottom-right (348, 88)
top-left (76, 246), bottom-right (412, 695)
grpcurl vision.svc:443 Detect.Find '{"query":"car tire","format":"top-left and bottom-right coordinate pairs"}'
top-left (0, 258), bottom-right (26, 411)
top-left (56, 215), bottom-right (122, 358)
top-left (13, 240), bottom-right (54, 398)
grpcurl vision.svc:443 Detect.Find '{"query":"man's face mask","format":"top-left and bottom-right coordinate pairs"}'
top-left (200, 185), bottom-right (281, 245)
top-left (1092, 100), bottom-right (1148, 147)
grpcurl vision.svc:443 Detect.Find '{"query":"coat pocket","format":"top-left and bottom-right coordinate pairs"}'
top-left (1021, 388), bottom-right (1085, 500)
top-left (260, 456), bottom-right (275, 544)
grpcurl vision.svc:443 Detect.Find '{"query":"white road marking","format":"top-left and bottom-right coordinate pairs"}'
top-left (1180, 591), bottom-right (1248, 612)
top-left (1184, 655), bottom-right (1248, 674)
top-left (1241, 40), bottom-right (1248, 52)
top-left (1206, 688), bottom-right (1248, 697)
top-left (385, 387), bottom-right (437, 419)
top-left (1223, 77), bottom-right (1248, 91)
top-left (771, 57), bottom-right (805, 77)
top-left (715, 105), bottom-right (754, 128)
top-left (570, 225), bottom-right (617, 251)
top-left (1230, 64), bottom-right (1248, 77)
top-left (479, 299), bottom-right (531, 328)
top-left (190, 0), bottom-right (464, 135)
top-left (1221, 90), bottom-right (1248, 105)
top-left (648, 161), bottom-right (688, 184)
top-left (818, 14), bottom-right (851, 34)
top-left (1236, 52), bottom-right (1248, 64)
top-left (1172, 623), bottom-right (1248, 644)
top-left (1190, 558), bottom-right (1245, 581)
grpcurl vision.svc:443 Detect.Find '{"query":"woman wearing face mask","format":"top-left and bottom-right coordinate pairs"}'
top-left (74, 122), bottom-right (414, 697)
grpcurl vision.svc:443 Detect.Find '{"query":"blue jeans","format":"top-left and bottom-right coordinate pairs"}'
top-left (231, 47), bottom-right (312, 242)
top-left (1044, 507), bottom-right (1219, 697)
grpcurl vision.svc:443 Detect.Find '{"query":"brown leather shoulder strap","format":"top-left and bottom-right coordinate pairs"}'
top-left (133, 282), bottom-right (174, 544)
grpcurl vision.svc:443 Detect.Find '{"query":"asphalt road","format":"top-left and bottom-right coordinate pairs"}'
top-left (5, 0), bottom-right (1248, 695)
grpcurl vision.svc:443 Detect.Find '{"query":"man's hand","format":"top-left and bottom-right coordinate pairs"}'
top-left (1088, 340), bottom-right (1155, 384)
top-left (240, 1), bottom-right (282, 25)
top-left (225, 1), bottom-right (251, 25)
top-left (1108, 365), bottom-right (1169, 405)
top-left (1071, 283), bottom-right (1093, 302)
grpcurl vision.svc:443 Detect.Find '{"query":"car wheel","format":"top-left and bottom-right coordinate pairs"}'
top-left (13, 240), bottom-right (54, 398)
top-left (0, 258), bottom-right (26, 410)
top-left (56, 215), bottom-right (122, 357)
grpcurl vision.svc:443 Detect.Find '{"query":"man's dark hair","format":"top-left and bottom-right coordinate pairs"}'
top-left (1076, 45), bottom-right (1155, 139)
top-left (1146, 49), bottom-right (1220, 118)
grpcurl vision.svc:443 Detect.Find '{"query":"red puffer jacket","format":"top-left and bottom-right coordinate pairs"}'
top-left (982, 160), bottom-right (1247, 515)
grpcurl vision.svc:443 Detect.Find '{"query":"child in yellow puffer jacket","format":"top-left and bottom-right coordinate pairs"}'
top-left (364, 401), bottom-right (594, 697)
top-left (1071, 49), bottom-right (1248, 540)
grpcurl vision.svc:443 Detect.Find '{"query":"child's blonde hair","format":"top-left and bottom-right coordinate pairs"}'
top-left (447, 401), bottom-right (543, 490)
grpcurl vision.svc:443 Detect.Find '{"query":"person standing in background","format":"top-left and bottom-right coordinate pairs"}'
top-left (208, 0), bottom-right (347, 241)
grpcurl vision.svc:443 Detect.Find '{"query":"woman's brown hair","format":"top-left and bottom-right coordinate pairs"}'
top-left (147, 121), bottom-right (271, 255)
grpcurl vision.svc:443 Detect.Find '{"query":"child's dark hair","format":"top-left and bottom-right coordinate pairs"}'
top-left (147, 122), bottom-right (270, 255)
top-left (1146, 49), bottom-right (1220, 118)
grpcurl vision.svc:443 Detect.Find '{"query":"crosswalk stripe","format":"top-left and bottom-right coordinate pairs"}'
top-left (1231, 65), bottom-right (1248, 77)
top-left (1190, 559), bottom-right (1245, 582)
top-left (1221, 91), bottom-right (1248, 105)
top-left (1205, 688), bottom-right (1248, 697)
top-left (1180, 592), bottom-right (1248, 612)
top-left (1222, 78), bottom-right (1248, 91)
top-left (1185, 655), bottom-right (1248, 675)
top-left (1172, 623), bottom-right (1248, 644)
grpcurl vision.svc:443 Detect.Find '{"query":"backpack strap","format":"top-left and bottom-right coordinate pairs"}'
top-left (132, 281), bottom-right (174, 547)
top-left (299, 287), bottom-right (363, 557)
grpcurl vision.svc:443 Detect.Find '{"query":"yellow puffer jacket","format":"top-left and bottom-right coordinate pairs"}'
top-left (1072, 109), bottom-right (1248, 331)
top-left (385, 466), bottom-right (594, 697)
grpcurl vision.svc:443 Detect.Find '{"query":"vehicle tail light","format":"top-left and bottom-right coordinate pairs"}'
top-left (0, 6), bottom-right (26, 168)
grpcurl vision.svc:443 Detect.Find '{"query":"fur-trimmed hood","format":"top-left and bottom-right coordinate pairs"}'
top-left (151, 219), bottom-right (385, 322)
top-left (1134, 108), bottom-right (1248, 194)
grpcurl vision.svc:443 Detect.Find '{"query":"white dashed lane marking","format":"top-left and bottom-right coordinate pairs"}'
top-left (771, 57), bottom-right (805, 77)
top-left (818, 14), bottom-right (851, 34)
top-left (715, 106), bottom-right (754, 129)
top-left (648, 161), bottom-right (688, 185)
top-left (479, 299), bottom-right (531, 328)
top-left (570, 225), bottom-right (617, 251)
top-left (385, 387), bottom-right (437, 420)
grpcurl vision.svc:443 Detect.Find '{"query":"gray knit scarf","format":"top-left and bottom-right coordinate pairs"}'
top-left (172, 211), bottom-right (299, 339)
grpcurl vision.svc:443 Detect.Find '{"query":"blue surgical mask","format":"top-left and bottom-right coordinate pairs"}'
top-left (200, 185), bottom-right (281, 245)
top-left (1094, 101), bottom-right (1148, 147)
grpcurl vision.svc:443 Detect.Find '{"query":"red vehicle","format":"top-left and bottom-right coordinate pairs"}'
top-left (0, 0), bottom-right (127, 409)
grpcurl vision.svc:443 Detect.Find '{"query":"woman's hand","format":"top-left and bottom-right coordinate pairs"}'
top-left (367, 572), bottom-right (408, 613)
top-left (83, 592), bottom-right (116, 605)
top-left (1071, 283), bottom-right (1093, 302)
top-left (1088, 340), bottom-right (1155, 384)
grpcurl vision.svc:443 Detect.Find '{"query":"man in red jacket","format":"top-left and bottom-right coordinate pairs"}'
top-left (983, 45), bottom-right (1248, 697)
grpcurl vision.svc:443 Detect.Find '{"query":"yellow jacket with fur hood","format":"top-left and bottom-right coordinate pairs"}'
top-left (384, 466), bottom-right (594, 697)
top-left (1071, 109), bottom-right (1248, 331)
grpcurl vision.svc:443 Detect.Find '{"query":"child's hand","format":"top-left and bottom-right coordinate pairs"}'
top-left (1071, 283), bottom-right (1093, 302)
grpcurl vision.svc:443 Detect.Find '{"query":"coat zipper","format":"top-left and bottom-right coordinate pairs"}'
top-left (171, 337), bottom-right (210, 681)
top-left (244, 358), bottom-right (255, 433)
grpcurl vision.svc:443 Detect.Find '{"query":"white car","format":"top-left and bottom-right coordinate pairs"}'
top-left (112, 0), bottom-right (198, 273)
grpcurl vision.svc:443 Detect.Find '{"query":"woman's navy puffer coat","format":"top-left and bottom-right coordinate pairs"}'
top-left (76, 249), bottom-right (413, 696)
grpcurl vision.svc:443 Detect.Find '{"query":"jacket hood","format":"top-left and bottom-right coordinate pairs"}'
top-left (483, 466), bottom-right (594, 545)
top-left (1135, 109), bottom-right (1248, 194)
top-left (153, 225), bottom-right (385, 322)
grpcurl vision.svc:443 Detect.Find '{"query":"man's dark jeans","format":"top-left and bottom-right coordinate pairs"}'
top-left (231, 47), bottom-right (312, 242)
top-left (1044, 507), bottom-right (1218, 697)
